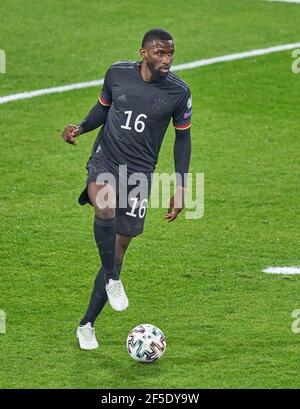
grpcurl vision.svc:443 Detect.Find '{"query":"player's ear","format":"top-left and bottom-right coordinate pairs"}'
top-left (140, 47), bottom-right (146, 60)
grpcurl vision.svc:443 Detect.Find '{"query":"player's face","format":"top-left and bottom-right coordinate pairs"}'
top-left (141, 39), bottom-right (174, 81)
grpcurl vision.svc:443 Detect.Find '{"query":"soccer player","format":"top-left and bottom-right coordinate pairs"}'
top-left (62, 29), bottom-right (192, 350)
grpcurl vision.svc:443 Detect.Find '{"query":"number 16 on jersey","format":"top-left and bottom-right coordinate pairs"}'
top-left (121, 110), bottom-right (148, 133)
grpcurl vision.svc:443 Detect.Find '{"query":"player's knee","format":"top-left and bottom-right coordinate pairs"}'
top-left (94, 206), bottom-right (115, 219)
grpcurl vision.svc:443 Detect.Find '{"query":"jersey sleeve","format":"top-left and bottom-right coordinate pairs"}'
top-left (172, 89), bottom-right (192, 130)
top-left (99, 68), bottom-right (113, 107)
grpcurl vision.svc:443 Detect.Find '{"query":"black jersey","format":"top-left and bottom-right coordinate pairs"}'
top-left (93, 61), bottom-right (192, 174)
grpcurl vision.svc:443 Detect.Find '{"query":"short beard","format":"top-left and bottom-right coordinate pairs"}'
top-left (147, 61), bottom-right (168, 82)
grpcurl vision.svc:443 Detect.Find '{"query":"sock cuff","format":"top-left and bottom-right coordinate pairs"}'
top-left (94, 215), bottom-right (116, 227)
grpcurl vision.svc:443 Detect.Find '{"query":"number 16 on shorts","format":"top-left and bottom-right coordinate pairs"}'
top-left (126, 198), bottom-right (148, 219)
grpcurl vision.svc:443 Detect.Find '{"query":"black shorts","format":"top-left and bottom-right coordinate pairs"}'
top-left (78, 155), bottom-right (152, 237)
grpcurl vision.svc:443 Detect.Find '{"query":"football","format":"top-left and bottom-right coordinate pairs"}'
top-left (126, 324), bottom-right (166, 363)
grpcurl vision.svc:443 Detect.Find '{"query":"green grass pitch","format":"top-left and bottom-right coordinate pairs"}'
top-left (0, 0), bottom-right (300, 388)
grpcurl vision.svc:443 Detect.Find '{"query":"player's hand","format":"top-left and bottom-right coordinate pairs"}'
top-left (165, 186), bottom-right (186, 223)
top-left (61, 124), bottom-right (82, 145)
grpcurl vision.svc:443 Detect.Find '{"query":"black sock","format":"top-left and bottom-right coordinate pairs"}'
top-left (80, 262), bottom-right (123, 326)
top-left (94, 215), bottom-right (117, 281)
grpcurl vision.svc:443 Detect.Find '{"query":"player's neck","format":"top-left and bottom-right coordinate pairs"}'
top-left (140, 61), bottom-right (153, 82)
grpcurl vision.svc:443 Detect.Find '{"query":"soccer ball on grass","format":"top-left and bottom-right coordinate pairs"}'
top-left (126, 323), bottom-right (166, 363)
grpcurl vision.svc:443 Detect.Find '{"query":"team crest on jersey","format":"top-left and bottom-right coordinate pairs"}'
top-left (117, 94), bottom-right (127, 102)
top-left (152, 98), bottom-right (168, 116)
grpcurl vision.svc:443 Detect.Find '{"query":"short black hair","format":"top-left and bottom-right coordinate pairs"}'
top-left (141, 28), bottom-right (173, 48)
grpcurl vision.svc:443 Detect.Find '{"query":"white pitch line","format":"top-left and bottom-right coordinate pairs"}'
top-left (267, 0), bottom-right (300, 3)
top-left (0, 79), bottom-right (104, 105)
top-left (1, 41), bottom-right (300, 105)
top-left (263, 267), bottom-right (300, 275)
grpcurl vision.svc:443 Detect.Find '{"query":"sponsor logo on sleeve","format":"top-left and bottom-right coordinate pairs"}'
top-left (183, 97), bottom-right (192, 119)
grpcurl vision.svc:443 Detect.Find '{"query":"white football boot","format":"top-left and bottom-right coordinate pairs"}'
top-left (76, 322), bottom-right (99, 350)
top-left (105, 279), bottom-right (129, 312)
